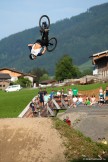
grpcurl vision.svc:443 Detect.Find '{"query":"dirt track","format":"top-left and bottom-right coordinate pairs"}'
top-left (0, 118), bottom-right (66, 162)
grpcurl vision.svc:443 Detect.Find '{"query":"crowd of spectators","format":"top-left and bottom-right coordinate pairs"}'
top-left (29, 86), bottom-right (108, 116)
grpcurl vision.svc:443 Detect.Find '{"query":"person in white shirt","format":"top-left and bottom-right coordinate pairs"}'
top-left (28, 41), bottom-right (47, 60)
top-left (28, 29), bottom-right (48, 60)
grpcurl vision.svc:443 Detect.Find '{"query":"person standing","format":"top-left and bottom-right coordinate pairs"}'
top-left (38, 88), bottom-right (44, 107)
top-left (72, 87), bottom-right (78, 97)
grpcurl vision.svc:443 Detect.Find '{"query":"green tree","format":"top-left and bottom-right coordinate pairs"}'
top-left (40, 74), bottom-right (50, 82)
top-left (55, 55), bottom-right (78, 81)
top-left (14, 77), bottom-right (32, 88)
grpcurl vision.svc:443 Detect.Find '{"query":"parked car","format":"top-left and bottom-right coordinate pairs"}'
top-left (5, 85), bottom-right (22, 92)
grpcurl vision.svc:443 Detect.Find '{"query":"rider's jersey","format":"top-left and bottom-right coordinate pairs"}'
top-left (31, 44), bottom-right (42, 56)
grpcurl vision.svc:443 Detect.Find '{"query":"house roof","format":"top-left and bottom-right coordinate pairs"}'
top-left (0, 73), bottom-right (11, 79)
top-left (0, 68), bottom-right (36, 78)
top-left (91, 50), bottom-right (108, 64)
top-left (0, 67), bottom-right (24, 75)
top-left (40, 80), bottom-right (56, 84)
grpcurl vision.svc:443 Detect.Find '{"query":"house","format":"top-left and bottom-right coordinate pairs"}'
top-left (92, 50), bottom-right (108, 80)
top-left (39, 80), bottom-right (56, 87)
top-left (0, 68), bottom-right (36, 86)
top-left (0, 73), bottom-right (11, 90)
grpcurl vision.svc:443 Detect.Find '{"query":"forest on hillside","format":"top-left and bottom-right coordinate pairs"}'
top-left (0, 2), bottom-right (108, 75)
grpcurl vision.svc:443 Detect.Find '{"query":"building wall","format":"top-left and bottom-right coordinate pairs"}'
top-left (93, 57), bottom-right (108, 79)
top-left (0, 81), bottom-right (10, 90)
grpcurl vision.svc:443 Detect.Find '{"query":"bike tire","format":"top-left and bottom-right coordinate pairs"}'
top-left (47, 37), bottom-right (57, 52)
top-left (39, 15), bottom-right (50, 30)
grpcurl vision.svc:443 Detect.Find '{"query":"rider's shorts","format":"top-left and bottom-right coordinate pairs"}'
top-left (37, 53), bottom-right (42, 56)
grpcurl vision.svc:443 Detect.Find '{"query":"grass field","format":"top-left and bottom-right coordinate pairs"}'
top-left (0, 82), bottom-right (108, 118)
top-left (0, 89), bottom-right (37, 118)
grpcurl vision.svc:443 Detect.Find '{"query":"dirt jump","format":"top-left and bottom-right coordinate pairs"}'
top-left (0, 118), bottom-right (66, 162)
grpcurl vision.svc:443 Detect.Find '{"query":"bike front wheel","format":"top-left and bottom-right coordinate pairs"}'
top-left (39, 15), bottom-right (50, 30)
top-left (47, 37), bottom-right (57, 52)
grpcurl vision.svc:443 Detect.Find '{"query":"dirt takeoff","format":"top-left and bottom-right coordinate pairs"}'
top-left (0, 118), bottom-right (66, 162)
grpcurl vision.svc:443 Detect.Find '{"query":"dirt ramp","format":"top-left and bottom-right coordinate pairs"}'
top-left (0, 118), bottom-right (66, 162)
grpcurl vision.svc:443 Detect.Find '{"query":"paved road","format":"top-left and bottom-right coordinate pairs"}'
top-left (58, 105), bottom-right (108, 142)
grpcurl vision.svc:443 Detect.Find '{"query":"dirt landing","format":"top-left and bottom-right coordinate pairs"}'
top-left (0, 118), bottom-right (66, 162)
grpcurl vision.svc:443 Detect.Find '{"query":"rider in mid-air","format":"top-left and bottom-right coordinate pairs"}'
top-left (28, 29), bottom-right (49, 60)
top-left (28, 15), bottom-right (57, 60)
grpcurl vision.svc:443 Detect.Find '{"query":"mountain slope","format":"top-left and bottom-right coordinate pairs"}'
top-left (0, 3), bottom-right (108, 74)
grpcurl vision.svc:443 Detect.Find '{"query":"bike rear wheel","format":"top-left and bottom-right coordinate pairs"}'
top-left (39, 15), bottom-right (50, 30)
top-left (47, 37), bottom-right (57, 52)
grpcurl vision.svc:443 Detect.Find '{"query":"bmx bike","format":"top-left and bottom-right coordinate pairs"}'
top-left (39, 15), bottom-right (57, 52)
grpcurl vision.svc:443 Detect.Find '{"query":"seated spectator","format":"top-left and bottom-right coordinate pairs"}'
top-left (90, 95), bottom-right (97, 105)
top-left (76, 95), bottom-right (83, 106)
top-left (84, 97), bottom-right (91, 106)
top-left (57, 90), bottom-right (61, 96)
top-left (99, 93), bottom-right (104, 106)
top-left (72, 96), bottom-right (78, 108)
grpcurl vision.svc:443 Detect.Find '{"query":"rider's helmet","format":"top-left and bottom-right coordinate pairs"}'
top-left (29, 54), bottom-right (36, 60)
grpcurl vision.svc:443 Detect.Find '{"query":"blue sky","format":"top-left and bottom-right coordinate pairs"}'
top-left (0, 0), bottom-right (108, 40)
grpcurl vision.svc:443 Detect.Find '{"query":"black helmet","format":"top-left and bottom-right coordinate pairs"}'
top-left (29, 54), bottom-right (36, 60)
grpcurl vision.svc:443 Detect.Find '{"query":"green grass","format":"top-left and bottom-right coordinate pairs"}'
top-left (52, 118), bottom-right (108, 161)
top-left (0, 82), bottom-right (108, 118)
top-left (47, 82), bottom-right (108, 92)
top-left (0, 89), bottom-right (38, 118)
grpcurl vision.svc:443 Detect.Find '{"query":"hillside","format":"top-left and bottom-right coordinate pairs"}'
top-left (0, 3), bottom-right (108, 74)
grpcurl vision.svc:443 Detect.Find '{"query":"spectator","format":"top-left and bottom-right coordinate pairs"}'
top-left (105, 86), bottom-right (108, 102)
top-left (72, 96), bottom-right (78, 108)
top-left (77, 95), bottom-right (83, 106)
top-left (99, 87), bottom-right (104, 101)
top-left (90, 95), bottom-right (97, 105)
top-left (67, 89), bottom-right (73, 106)
top-left (61, 88), bottom-right (64, 95)
top-left (44, 92), bottom-right (50, 105)
top-left (72, 87), bottom-right (78, 97)
top-left (99, 87), bottom-right (104, 95)
top-left (57, 90), bottom-right (61, 96)
top-left (99, 93), bottom-right (104, 106)
top-left (29, 100), bottom-right (36, 116)
top-left (43, 88), bottom-right (47, 95)
top-left (84, 97), bottom-right (91, 106)
top-left (34, 96), bottom-right (40, 109)
top-left (38, 88), bottom-right (44, 107)
top-left (50, 89), bottom-right (55, 99)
